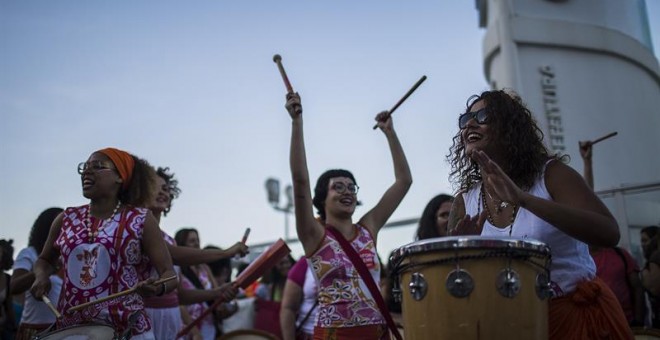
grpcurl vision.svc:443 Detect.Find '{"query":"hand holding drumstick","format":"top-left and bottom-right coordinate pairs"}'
top-left (579, 131), bottom-right (617, 189)
top-left (68, 275), bottom-right (177, 313)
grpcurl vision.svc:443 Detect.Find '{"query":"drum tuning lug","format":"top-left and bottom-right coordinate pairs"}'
top-left (535, 273), bottom-right (552, 299)
top-left (408, 272), bottom-right (428, 301)
top-left (496, 269), bottom-right (521, 298)
top-left (446, 269), bottom-right (474, 298)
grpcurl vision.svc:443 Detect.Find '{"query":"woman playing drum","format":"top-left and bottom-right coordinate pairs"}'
top-left (447, 90), bottom-right (632, 339)
top-left (285, 92), bottom-right (412, 339)
top-left (31, 147), bottom-right (177, 339)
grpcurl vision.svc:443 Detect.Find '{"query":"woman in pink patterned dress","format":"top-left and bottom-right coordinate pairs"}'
top-left (284, 93), bottom-right (412, 339)
top-left (31, 147), bottom-right (177, 339)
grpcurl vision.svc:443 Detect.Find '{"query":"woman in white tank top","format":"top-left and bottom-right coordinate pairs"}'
top-left (446, 90), bottom-right (632, 339)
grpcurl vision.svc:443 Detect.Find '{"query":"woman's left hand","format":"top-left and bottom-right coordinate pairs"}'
top-left (135, 278), bottom-right (160, 297)
top-left (471, 150), bottom-right (526, 206)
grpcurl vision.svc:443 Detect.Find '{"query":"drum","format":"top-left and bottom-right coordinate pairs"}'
top-left (633, 327), bottom-right (660, 339)
top-left (219, 329), bottom-right (279, 340)
top-left (390, 236), bottom-right (551, 340)
top-left (34, 323), bottom-right (118, 339)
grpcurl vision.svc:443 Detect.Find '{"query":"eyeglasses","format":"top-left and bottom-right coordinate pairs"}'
top-left (77, 161), bottom-right (115, 174)
top-left (458, 108), bottom-right (489, 129)
top-left (331, 182), bottom-right (359, 195)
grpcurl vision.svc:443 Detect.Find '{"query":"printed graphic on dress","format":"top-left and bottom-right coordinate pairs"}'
top-left (68, 244), bottom-right (111, 289)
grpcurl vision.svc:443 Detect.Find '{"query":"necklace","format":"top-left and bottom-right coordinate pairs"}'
top-left (84, 201), bottom-right (121, 242)
top-left (480, 184), bottom-right (517, 236)
top-left (483, 185), bottom-right (509, 214)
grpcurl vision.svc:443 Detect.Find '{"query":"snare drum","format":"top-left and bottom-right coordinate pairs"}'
top-left (390, 236), bottom-right (551, 340)
top-left (34, 323), bottom-right (118, 340)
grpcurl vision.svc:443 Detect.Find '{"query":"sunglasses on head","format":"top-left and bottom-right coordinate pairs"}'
top-left (458, 108), bottom-right (489, 129)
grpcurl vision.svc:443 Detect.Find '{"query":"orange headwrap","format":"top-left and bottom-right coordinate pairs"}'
top-left (97, 147), bottom-right (135, 191)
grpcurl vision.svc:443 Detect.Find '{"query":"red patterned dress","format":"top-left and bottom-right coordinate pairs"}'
top-left (55, 205), bottom-right (152, 337)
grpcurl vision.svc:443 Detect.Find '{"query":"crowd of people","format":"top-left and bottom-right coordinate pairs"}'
top-left (0, 89), bottom-right (658, 340)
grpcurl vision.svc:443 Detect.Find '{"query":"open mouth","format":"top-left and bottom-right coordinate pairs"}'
top-left (466, 132), bottom-right (483, 143)
top-left (339, 197), bottom-right (354, 206)
top-left (82, 177), bottom-right (95, 189)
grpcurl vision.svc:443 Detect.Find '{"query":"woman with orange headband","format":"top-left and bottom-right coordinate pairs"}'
top-left (31, 147), bottom-right (177, 339)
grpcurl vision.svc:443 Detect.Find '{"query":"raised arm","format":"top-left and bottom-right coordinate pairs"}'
top-left (30, 213), bottom-right (63, 300)
top-left (287, 93), bottom-right (324, 255)
top-left (359, 112), bottom-right (412, 236)
top-left (579, 141), bottom-right (594, 189)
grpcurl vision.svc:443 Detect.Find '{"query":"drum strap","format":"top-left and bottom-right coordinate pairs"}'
top-left (326, 226), bottom-right (402, 340)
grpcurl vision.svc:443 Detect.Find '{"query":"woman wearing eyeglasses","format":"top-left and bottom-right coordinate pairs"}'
top-left (447, 90), bottom-right (632, 339)
top-left (30, 147), bottom-right (177, 339)
top-left (285, 92), bottom-right (412, 339)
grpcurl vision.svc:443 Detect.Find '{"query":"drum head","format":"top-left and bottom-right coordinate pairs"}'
top-left (219, 329), bottom-right (279, 340)
top-left (37, 324), bottom-right (116, 340)
top-left (390, 236), bottom-right (550, 264)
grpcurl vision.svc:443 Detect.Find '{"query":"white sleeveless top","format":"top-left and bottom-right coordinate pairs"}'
top-left (462, 166), bottom-right (596, 296)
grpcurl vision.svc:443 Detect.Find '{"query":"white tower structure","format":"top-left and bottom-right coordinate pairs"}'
top-left (476, 0), bottom-right (660, 253)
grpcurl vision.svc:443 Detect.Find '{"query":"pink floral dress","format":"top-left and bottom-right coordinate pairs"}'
top-left (55, 205), bottom-right (151, 336)
top-left (308, 224), bottom-right (385, 329)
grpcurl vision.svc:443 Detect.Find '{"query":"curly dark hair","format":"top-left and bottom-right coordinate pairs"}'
top-left (312, 169), bottom-right (357, 221)
top-left (156, 167), bottom-right (181, 216)
top-left (118, 155), bottom-right (158, 208)
top-left (415, 194), bottom-right (453, 240)
top-left (447, 89), bottom-right (563, 192)
top-left (0, 239), bottom-right (14, 270)
top-left (28, 207), bottom-right (64, 253)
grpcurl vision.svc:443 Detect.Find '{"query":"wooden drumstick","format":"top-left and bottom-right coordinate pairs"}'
top-left (372, 75), bottom-right (427, 129)
top-left (68, 275), bottom-right (177, 313)
top-left (273, 54), bottom-right (294, 94)
top-left (273, 54), bottom-right (302, 115)
top-left (42, 296), bottom-right (62, 319)
top-left (241, 227), bottom-right (251, 244)
top-left (590, 131), bottom-right (618, 145)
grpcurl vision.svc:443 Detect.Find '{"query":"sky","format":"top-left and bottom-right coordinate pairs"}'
top-left (2, 1), bottom-right (659, 263)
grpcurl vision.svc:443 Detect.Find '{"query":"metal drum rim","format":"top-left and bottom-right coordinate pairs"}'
top-left (390, 236), bottom-right (550, 263)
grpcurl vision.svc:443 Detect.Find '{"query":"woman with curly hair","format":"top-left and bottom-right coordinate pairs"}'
top-left (415, 194), bottom-right (453, 240)
top-left (446, 90), bottom-right (632, 339)
top-left (31, 148), bottom-right (177, 339)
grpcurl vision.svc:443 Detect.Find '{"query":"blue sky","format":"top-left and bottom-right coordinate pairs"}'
top-left (2, 1), bottom-right (659, 261)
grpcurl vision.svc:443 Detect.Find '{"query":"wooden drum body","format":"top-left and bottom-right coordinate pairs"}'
top-left (390, 236), bottom-right (551, 340)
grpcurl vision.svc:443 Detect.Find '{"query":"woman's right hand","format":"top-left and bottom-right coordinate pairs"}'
top-left (228, 242), bottom-right (249, 258)
top-left (285, 92), bottom-right (302, 119)
top-left (214, 282), bottom-right (239, 301)
top-left (579, 140), bottom-right (592, 161)
top-left (450, 211), bottom-right (486, 236)
top-left (30, 276), bottom-right (51, 301)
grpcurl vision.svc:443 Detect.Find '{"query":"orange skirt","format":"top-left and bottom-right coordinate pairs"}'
top-left (549, 277), bottom-right (633, 340)
top-left (313, 324), bottom-right (389, 340)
